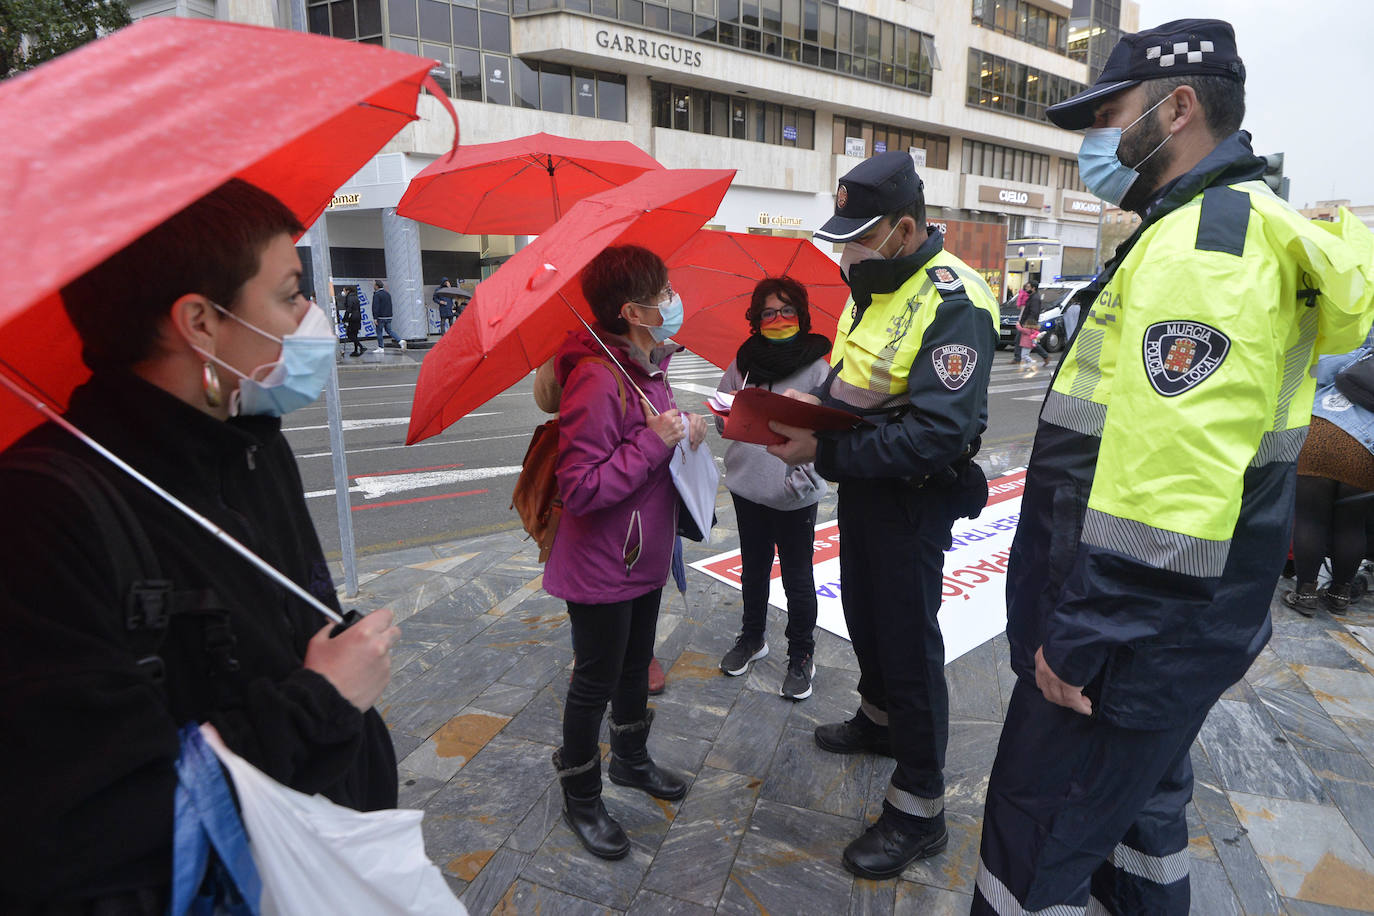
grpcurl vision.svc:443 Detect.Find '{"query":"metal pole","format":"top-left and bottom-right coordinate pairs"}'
top-left (307, 218), bottom-right (360, 597)
top-left (0, 369), bottom-right (344, 625)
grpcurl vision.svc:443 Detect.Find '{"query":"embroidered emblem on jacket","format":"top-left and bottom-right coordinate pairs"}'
top-left (1142, 320), bottom-right (1230, 396)
top-left (933, 344), bottom-right (978, 390)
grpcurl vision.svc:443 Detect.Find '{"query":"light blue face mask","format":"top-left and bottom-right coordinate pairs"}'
top-left (640, 292), bottom-right (685, 343)
top-left (195, 303), bottom-right (337, 417)
top-left (1077, 91), bottom-right (1174, 207)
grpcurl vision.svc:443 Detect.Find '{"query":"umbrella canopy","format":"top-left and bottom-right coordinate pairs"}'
top-left (0, 18), bottom-right (452, 449)
top-left (396, 132), bottom-right (662, 236)
top-left (666, 230), bottom-right (848, 368)
top-left (406, 168), bottom-right (735, 444)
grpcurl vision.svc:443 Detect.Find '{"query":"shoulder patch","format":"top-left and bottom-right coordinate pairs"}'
top-left (932, 344), bottom-right (978, 390)
top-left (1195, 185), bottom-right (1250, 256)
top-left (926, 265), bottom-right (966, 295)
top-left (1142, 321), bottom-right (1230, 396)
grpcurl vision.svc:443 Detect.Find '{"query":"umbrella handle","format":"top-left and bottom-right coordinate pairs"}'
top-left (0, 369), bottom-right (345, 625)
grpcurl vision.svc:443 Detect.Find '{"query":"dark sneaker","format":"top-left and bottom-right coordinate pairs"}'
top-left (1283, 582), bottom-right (1320, 617)
top-left (720, 635), bottom-right (768, 676)
top-left (814, 713), bottom-right (892, 756)
top-left (780, 655), bottom-right (815, 700)
top-left (1323, 584), bottom-right (1353, 615)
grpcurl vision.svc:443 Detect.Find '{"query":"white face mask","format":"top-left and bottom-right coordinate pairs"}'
top-left (839, 221), bottom-right (900, 280)
top-left (193, 303), bottom-right (337, 417)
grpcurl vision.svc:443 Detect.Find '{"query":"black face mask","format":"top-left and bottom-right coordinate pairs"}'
top-left (844, 228), bottom-right (944, 311)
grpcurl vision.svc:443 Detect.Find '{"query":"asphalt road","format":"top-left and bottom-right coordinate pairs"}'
top-left (286, 345), bottom-right (1055, 559)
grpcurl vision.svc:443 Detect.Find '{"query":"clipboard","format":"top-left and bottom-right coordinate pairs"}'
top-left (708, 386), bottom-right (870, 446)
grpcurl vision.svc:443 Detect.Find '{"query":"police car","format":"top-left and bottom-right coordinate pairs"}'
top-left (1031, 278), bottom-right (1094, 352)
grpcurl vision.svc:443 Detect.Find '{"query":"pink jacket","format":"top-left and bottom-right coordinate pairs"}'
top-left (541, 328), bottom-right (679, 605)
top-left (1018, 324), bottom-right (1041, 349)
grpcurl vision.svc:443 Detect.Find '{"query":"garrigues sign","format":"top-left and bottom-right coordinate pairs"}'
top-left (596, 30), bottom-right (703, 68)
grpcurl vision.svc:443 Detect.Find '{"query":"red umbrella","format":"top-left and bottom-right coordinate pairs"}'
top-left (0, 18), bottom-right (455, 449)
top-left (406, 168), bottom-right (736, 444)
top-left (397, 132), bottom-right (662, 236)
top-left (667, 230), bottom-right (848, 368)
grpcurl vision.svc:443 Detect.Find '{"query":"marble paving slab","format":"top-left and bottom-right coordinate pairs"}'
top-left (1231, 791), bottom-right (1374, 912)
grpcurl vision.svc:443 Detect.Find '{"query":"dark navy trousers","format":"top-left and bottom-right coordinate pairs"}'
top-left (837, 478), bottom-right (954, 815)
top-left (974, 678), bottom-right (1205, 915)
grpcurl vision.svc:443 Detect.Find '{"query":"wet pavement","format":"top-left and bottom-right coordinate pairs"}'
top-left (337, 467), bottom-right (1374, 915)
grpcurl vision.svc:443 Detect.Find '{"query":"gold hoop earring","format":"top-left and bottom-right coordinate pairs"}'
top-left (202, 360), bottom-right (223, 408)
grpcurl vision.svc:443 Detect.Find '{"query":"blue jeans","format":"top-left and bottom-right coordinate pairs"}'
top-left (374, 317), bottom-right (401, 346)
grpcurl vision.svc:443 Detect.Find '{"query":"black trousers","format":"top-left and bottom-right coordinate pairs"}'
top-left (562, 587), bottom-right (662, 767)
top-left (974, 679), bottom-right (1205, 915)
top-left (732, 493), bottom-right (818, 661)
top-left (837, 478), bottom-right (953, 811)
top-left (1293, 474), bottom-right (1370, 585)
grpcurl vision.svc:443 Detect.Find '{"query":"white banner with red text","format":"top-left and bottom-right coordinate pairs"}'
top-left (691, 469), bottom-right (1025, 663)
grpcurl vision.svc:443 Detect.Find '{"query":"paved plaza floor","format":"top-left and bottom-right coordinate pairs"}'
top-left (338, 490), bottom-right (1374, 915)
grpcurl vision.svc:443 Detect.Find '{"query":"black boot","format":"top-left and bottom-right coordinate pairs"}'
top-left (552, 749), bottom-right (630, 860)
top-left (842, 809), bottom-right (948, 879)
top-left (814, 710), bottom-right (892, 756)
top-left (607, 710), bottom-right (687, 801)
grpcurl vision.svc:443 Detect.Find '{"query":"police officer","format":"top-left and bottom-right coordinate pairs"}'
top-left (767, 151), bottom-right (999, 878)
top-left (974, 19), bottom-right (1374, 914)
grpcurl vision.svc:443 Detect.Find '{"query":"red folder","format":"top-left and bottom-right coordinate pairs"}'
top-left (708, 387), bottom-right (870, 446)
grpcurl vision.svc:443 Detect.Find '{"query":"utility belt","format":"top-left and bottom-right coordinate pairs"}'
top-left (901, 435), bottom-right (982, 491)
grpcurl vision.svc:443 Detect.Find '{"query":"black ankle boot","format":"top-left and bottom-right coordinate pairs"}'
top-left (842, 808), bottom-right (948, 879)
top-left (607, 711), bottom-right (687, 801)
top-left (552, 749), bottom-right (630, 860)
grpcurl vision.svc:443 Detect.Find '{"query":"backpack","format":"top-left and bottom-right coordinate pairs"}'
top-left (511, 357), bottom-right (626, 562)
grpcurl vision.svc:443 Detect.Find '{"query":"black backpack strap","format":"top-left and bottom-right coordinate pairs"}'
top-left (1, 447), bottom-right (237, 686)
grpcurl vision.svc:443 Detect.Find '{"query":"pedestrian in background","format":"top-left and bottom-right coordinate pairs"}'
top-left (1014, 280), bottom-right (1049, 372)
top-left (768, 151), bottom-right (999, 879)
top-left (714, 275), bottom-right (831, 700)
top-left (1285, 328), bottom-right (1374, 615)
top-left (976, 19), bottom-right (1374, 914)
top-left (433, 277), bottom-right (455, 333)
top-left (341, 284), bottom-right (363, 356)
top-left (371, 279), bottom-right (401, 349)
top-left (542, 245), bottom-right (706, 860)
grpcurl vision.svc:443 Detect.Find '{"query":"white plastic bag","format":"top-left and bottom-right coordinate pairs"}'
top-left (200, 724), bottom-right (467, 916)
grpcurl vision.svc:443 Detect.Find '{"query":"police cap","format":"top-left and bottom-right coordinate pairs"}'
top-left (1046, 18), bottom-right (1246, 130)
top-left (814, 150), bottom-right (924, 243)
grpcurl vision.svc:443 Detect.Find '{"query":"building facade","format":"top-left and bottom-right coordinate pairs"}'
top-left (133, 0), bottom-right (1137, 338)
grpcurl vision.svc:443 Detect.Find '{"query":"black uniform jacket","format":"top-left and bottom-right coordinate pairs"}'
top-left (0, 372), bottom-right (397, 906)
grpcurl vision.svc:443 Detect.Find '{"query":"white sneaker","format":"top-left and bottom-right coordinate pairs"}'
top-left (399, 339), bottom-right (407, 350)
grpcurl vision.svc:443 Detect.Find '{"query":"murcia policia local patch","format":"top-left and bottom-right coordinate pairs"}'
top-left (1142, 320), bottom-right (1230, 396)
top-left (933, 344), bottom-right (977, 390)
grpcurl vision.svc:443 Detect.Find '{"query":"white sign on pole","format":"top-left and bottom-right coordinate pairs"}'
top-left (691, 469), bottom-right (1026, 663)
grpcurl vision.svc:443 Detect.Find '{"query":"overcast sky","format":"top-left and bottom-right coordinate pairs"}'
top-left (1137, 0), bottom-right (1374, 208)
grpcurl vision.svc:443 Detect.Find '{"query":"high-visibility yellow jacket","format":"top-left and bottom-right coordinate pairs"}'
top-left (1008, 132), bottom-right (1374, 728)
top-left (815, 230), bottom-right (1000, 483)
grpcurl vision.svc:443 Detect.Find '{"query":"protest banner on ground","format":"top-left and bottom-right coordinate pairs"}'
top-left (691, 469), bottom-right (1026, 663)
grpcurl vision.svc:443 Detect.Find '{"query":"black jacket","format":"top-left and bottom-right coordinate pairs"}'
top-left (372, 287), bottom-right (393, 319)
top-left (0, 373), bottom-right (397, 906)
top-left (341, 289), bottom-right (361, 332)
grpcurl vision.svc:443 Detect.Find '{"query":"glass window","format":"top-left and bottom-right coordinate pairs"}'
top-left (718, 20), bottom-right (737, 44)
top-left (389, 0), bottom-right (418, 34)
top-left (796, 108), bottom-right (813, 149)
top-left (802, 0), bottom-right (817, 42)
top-left (651, 81), bottom-right (671, 127)
top-left (690, 88), bottom-right (711, 132)
top-left (512, 58), bottom-right (538, 109)
top-left (479, 10), bottom-right (509, 51)
top-left (818, 2), bottom-right (834, 46)
top-left (646, 3), bottom-right (668, 28)
top-left (731, 98), bottom-right (747, 138)
top-left (565, 0), bottom-right (589, 9)
top-left (418, 0), bottom-right (448, 41)
top-left (390, 35), bottom-right (418, 53)
top-left (594, 0), bottom-right (616, 14)
top-left (762, 0), bottom-right (780, 33)
top-left (782, 0), bottom-right (799, 39)
top-left (455, 47), bottom-right (482, 101)
top-left (670, 8), bottom-right (693, 34)
top-left (480, 0), bottom-right (507, 9)
top-left (695, 0), bottom-right (716, 14)
top-left (695, 17), bottom-right (716, 42)
top-left (357, 0), bottom-right (383, 35)
top-left (597, 75), bottom-right (626, 121)
top-left (717, 0), bottom-right (737, 19)
top-left (540, 64), bottom-right (571, 114)
top-left (423, 44), bottom-right (451, 95)
top-left (671, 85), bottom-right (691, 130)
top-left (741, 0), bottom-right (757, 25)
top-left (621, 0), bottom-right (643, 22)
top-left (711, 94), bottom-right (729, 136)
top-left (574, 70), bottom-right (597, 117)
top-left (330, 0), bottom-right (355, 39)
top-left (849, 12), bottom-right (864, 56)
top-left (453, 4), bottom-right (477, 44)
top-left (482, 53), bottom-right (510, 105)
top-left (308, 3), bottom-right (330, 35)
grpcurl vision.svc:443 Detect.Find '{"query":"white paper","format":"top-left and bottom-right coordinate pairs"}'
top-left (669, 415), bottom-right (719, 544)
top-left (706, 390), bottom-right (734, 413)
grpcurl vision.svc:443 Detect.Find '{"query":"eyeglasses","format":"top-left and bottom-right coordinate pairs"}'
top-left (760, 304), bottom-right (798, 322)
top-left (634, 285), bottom-right (675, 308)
